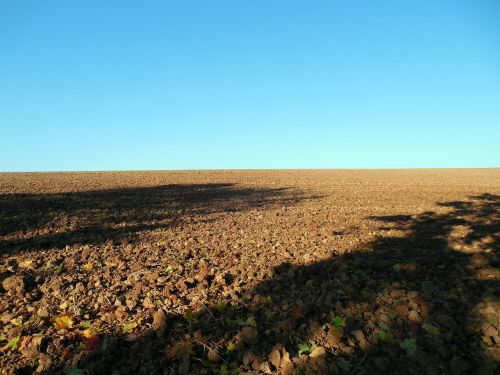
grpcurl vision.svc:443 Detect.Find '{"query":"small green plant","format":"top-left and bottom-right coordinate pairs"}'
top-left (333, 316), bottom-right (345, 327)
top-left (80, 320), bottom-right (92, 329)
top-left (122, 322), bottom-right (137, 334)
top-left (400, 338), bottom-right (417, 355)
top-left (376, 331), bottom-right (390, 342)
top-left (422, 323), bottom-right (440, 335)
top-left (378, 322), bottom-right (389, 331)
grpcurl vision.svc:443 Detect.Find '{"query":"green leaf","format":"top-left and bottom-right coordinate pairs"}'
top-left (422, 323), bottom-right (440, 335)
top-left (331, 325), bottom-right (344, 337)
top-left (165, 265), bottom-right (174, 274)
top-left (219, 363), bottom-right (229, 375)
top-left (378, 322), bottom-right (389, 331)
top-left (333, 316), bottom-right (345, 327)
top-left (487, 314), bottom-right (498, 327)
top-left (80, 320), bottom-right (92, 329)
top-left (245, 315), bottom-right (257, 327)
top-left (297, 343), bottom-right (311, 355)
top-left (215, 303), bottom-right (227, 312)
top-left (1, 337), bottom-right (19, 351)
top-left (184, 308), bottom-right (195, 322)
top-left (376, 331), bottom-right (390, 342)
top-left (400, 338), bottom-right (417, 355)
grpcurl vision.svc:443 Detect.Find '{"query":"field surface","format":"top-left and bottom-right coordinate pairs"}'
top-left (0, 170), bottom-right (499, 374)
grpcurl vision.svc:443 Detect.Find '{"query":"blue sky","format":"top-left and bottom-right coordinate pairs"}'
top-left (1, 1), bottom-right (499, 171)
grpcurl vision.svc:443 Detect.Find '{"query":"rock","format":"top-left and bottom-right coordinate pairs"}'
top-left (2, 275), bottom-right (26, 292)
top-left (152, 309), bottom-right (166, 331)
top-left (241, 326), bottom-right (258, 343)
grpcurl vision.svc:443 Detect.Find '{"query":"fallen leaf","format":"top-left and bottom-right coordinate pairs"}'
top-left (54, 315), bottom-right (74, 330)
top-left (19, 336), bottom-right (32, 350)
top-left (10, 317), bottom-right (23, 327)
top-left (291, 306), bottom-right (305, 319)
top-left (122, 322), bottom-right (137, 334)
top-left (19, 259), bottom-right (34, 268)
top-left (59, 301), bottom-right (69, 310)
top-left (82, 329), bottom-right (94, 339)
top-left (83, 335), bottom-right (101, 350)
top-left (166, 341), bottom-right (193, 359)
top-left (226, 341), bottom-right (236, 353)
top-left (207, 348), bottom-right (219, 362)
top-left (1, 337), bottom-right (20, 351)
top-left (246, 315), bottom-right (257, 327)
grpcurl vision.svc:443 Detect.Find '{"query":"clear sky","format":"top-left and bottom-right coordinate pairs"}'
top-left (1, 1), bottom-right (499, 171)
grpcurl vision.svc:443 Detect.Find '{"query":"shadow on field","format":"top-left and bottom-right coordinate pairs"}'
top-left (52, 193), bottom-right (500, 375)
top-left (0, 183), bottom-right (315, 254)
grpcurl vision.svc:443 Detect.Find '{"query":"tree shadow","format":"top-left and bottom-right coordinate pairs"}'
top-left (0, 183), bottom-right (318, 254)
top-left (6, 193), bottom-right (499, 374)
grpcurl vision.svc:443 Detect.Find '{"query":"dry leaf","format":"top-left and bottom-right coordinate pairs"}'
top-left (54, 315), bottom-right (74, 330)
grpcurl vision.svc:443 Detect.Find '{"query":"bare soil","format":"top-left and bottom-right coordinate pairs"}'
top-left (0, 169), bottom-right (499, 375)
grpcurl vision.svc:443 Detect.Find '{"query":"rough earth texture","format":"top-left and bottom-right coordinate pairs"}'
top-left (0, 169), bottom-right (499, 375)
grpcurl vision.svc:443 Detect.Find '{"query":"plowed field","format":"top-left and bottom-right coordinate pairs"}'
top-left (1, 170), bottom-right (499, 374)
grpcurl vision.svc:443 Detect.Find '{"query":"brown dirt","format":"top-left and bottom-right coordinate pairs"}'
top-left (0, 169), bottom-right (499, 375)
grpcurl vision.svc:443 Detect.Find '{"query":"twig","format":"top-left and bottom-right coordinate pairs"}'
top-left (352, 350), bottom-right (368, 374)
top-left (195, 340), bottom-right (230, 366)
